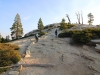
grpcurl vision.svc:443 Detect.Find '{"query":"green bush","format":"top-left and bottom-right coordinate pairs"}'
top-left (66, 24), bottom-right (75, 29)
top-left (44, 24), bottom-right (54, 29)
top-left (38, 32), bottom-right (46, 37)
top-left (0, 50), bottom-right (21, 67)
top-left (58, 28), bottom-right (100, 44)
top-left (0, 43), bottom-right (21, 74)
top-left (58, 32), bottom-right (72, 38)
top-left (72, 32), bottom-right (91, 44)
top-left (44, 26), bottom-right (49, 29)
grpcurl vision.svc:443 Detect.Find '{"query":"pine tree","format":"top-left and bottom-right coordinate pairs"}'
top-left (60, 18), bottom-right (67, 31)
top-left (1, 37), bottom-right (6, 43)
top-left (88, 13), bottom-right (94, 25)
top-left (10, 13), bottom-right (23, 39)
top-left (38, 18), bottom-right (44, 32)
top-left (81, 11), bottom-right (83, 24)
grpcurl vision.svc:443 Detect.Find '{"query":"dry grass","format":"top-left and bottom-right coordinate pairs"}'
top-left (0, 43), bottom-right (19, 50)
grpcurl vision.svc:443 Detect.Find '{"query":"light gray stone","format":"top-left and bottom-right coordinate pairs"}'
top-left (25, 50), bottom-right (30, 57)
top-left (9, 71), bottom-right (19, 75)
top-left (95, 44), bottom-right (100, 52)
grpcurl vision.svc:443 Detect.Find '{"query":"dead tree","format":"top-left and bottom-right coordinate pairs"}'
top-left (81, 11), bottom-right (83, 24)
top-left (78, 12), bottom-right (81, 24)
top-left (66, 14), bottom-right (71, 24)
top-left (76, 12), bottom-right (81, 24)
top-left (0, 64), bottom-right (55, 69)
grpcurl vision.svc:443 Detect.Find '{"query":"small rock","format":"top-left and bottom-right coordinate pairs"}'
top-left (26, 50), bottom-right (30, 55)
top-left (25, 54), bottom-right (30, 58)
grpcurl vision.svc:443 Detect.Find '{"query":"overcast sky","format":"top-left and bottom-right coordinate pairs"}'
top-left (0, 0), bottom-right (100, 38)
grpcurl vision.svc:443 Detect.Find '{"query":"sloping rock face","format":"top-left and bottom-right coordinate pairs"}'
top-left (69, 24), bottom-right (98, 30)
top-left (7, 28), bottom-right (100, 75)
top-left (82, 45), bottom-right (100, 74)
top-left (17, 28), bottom-right (99, 75)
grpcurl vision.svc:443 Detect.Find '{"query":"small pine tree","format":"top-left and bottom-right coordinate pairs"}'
top-left (1, 37), bottom-right (6, 43)
top-left (88, 13), bottom-right (94, 25)
top-left (60, 18), bottom-right (67, 31)
top-left (10, 13), bottom-right (23, 39)
top-left (38, 18), bottom-right (44, 32)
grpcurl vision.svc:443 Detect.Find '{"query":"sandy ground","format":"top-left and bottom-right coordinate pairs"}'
top-left (2, 28), bottom-right (100, 75)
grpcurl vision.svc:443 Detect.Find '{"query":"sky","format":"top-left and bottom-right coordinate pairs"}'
top-left (0, 0), bottom-right (100, 38)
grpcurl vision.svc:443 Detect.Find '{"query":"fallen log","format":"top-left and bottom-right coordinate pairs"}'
top-left (0, 64), bottom-right (55, 69)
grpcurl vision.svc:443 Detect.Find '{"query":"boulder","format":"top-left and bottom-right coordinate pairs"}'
top-left (25, 50), bottom-right (30, 57)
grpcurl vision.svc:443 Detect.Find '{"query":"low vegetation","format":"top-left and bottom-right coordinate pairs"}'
top-left (0, 43), bottom-right (21, 74)
top-left (38, 32), bottom-right (46, 37)
top-left (0, 68), bottom-right (9, 74)
top-left (44, 24), bottom-right (54, 29)
top-left (0, 43), bottom-right (19, 50)
top-left (58, 28), bottom-right (100, 44)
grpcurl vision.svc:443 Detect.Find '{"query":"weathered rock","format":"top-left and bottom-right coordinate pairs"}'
top-left (91, 40), bottom-right (100, 43)
top-left (95, 44), bottom-right (100, 52)
top-left (89, 64), bottom-right (100, 73)
top-left (9, 71), bottom-right (19, 75)
top-left (25, 50), bottom-right (30, 57)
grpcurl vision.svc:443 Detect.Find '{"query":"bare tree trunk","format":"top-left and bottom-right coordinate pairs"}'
top-left (78, 12), bottom-right (81, 24)
top-left (76, 12), bottom-right (81, 24)
top-left (81, 11), bottom-right (83, 24)
top-left (0, 64), bottom-right (55, 69)
top-left (76, 13), bottom-right (79, 24)
top-left (66, 14), bottom-right (71, 24)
